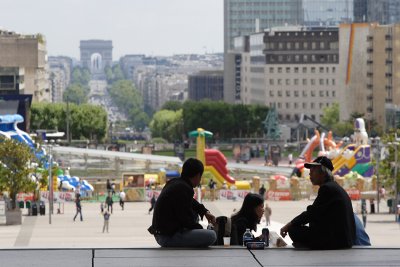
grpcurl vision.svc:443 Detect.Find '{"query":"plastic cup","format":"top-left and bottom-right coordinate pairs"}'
top-left (223, 237), bottom-right (231, 247)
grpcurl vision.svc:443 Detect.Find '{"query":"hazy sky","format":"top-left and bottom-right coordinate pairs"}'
top-left (2, 0), bottom-right (223, 59)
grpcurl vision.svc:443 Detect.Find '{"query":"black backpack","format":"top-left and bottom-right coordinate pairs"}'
top-left (213, 216), bottom-right (238, 245)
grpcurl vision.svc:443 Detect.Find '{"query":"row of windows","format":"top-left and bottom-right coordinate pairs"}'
top-left (265, 41), bottom-right (338, 50)
top-left (272, 102), bottom-right (330, 109)
top-left (230, 1), bottom-right (299, 7)
top-left (275, 113), bottom-right (321, 121)
top-left (267, 53), bottom-right (338, 63)
top-left (268, 90), bottom-right (336, 97)
top-left (269, 78), bottom-right (336, 86)
top-left (269, 66), bottom-right (336, 74)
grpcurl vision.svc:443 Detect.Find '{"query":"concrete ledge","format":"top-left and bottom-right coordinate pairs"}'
top-left (1, 247), bottom-right (399, 267)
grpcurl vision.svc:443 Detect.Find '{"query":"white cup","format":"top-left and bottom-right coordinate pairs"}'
top-left (223, 237), bottom-right (231, 247)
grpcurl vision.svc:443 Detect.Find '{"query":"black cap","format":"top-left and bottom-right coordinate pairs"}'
top-left (304, 156), bottom-right (334, 171)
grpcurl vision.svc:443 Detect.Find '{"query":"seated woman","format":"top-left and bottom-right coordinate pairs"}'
top-left (231, 193), bottom-right (264, 245)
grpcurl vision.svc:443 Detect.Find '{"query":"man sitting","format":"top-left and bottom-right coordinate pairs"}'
top-left (148, 158), bottom-right (217, 247)
top-left (280, 156), bottom-right (355, 249)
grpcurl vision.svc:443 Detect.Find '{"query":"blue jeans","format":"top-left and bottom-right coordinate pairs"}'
top-left (155, 229), bottom-right (216, 248)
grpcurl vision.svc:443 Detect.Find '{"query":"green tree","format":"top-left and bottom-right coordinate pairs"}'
top-left (71, 67), bottom-right (91, 85)
top-left (104, 66), bottom-right (113, 82)
top-left (379, 130), bottom-right (400, 197)
top-left (150, 109), bottom-right (183, 142)
top-left (0, 138), bottom-right (36, 210)
top-left (108, 80), bottom-right (148, 130)
top-left (63, 84), bottom-right (88, 104)
top-left (31, 103), bottom-right (108, 142)
top-left (321, 103), bottom-right (340, 128)
top-left (112, 65), bottom-right (125, 81)
top-left (162, 101), bottom-right (183, 111)
top-left (182, 100), bottom-right (268, 140)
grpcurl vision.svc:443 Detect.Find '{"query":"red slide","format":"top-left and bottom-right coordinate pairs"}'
top-left (205, 149), bottom-right (236, 184)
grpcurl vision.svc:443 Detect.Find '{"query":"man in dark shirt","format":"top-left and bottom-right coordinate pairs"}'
top-left (280, 156), bottom-right (355, 249)
top-left (148, 158), bottom-right (217, 247)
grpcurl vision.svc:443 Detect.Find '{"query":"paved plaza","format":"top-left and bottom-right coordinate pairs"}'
top-left (0, 199), bottom-right (400, 266)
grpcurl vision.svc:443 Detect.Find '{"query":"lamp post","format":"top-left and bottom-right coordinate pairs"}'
top-left (388, 141), bottom-right (399, 222)
top-left (371, 137), bottom-right (381, 213)
top-left (45, 139), bottom-right (54, 224)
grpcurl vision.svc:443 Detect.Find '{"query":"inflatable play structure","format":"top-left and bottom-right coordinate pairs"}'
top-left (296, 118), bottom-right (373, 178)
top-left (0, 114), bottom-right (94, 193)
top-left (189, 128), bottom-right (251, 190)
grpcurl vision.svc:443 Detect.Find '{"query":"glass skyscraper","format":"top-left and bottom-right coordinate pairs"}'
top-left (354, 0), bottom-right (400, 24)
top-left (224, 0), bottom-right (304, 53)
top-left (303, 0), bottom-right (353, 26)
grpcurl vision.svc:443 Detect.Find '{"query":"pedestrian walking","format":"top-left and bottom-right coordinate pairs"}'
top-left (361, 199), bottom-right (367, 228)
top-left (288, 153), bottom-right (293, 166)
top-left (106, 194), bottom-right (113, 214)
top-left (102, 211), bottom-right (110, 233)
top-left (264, 202), bottom-right (272, 226)
top-left (259, 184), bottom-right (266, 199)
top-left (148, 194), bottom-right (156, 214)
top-left (208, 178), bottom-right (216, 201)
top-left (73, 195), bottom-right (83, 221)
top-left (119, 191), bottom-right (126, 210)
top-left (106, 179), bottom-right (112, 195)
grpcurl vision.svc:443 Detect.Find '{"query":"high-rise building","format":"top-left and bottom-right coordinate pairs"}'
top-left (339, 23), bottom-right (400, 130)
top-left (188, 70), bottom-right (224, 101)
top-left (224, 0), bottom-right (304, 54)
top-left (235, 26), bottom-right (340, 125)
top-left (303, 0), bottom-right (353, 26)
top-left (224, 0), bottom-right (304, 103)
top-left (354, 0), bottom-right (400, 24)
top-left (48, 56), bottom-right (73, 103)
top-left (0, 30), bottom-right (49, 102)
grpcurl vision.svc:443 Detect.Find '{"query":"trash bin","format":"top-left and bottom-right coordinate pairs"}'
top-left (26, 201), bottom-right (31, 209)
top-left (39, 201), bottom-right (45, 216)
top-left (18, 201), bottom-right (24, 209)
top-left (31, 203), bottom-right (38, 216)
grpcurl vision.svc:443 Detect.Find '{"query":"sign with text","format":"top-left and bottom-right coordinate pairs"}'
top-left (219, 190), bottom-right (250, 201)
top-left (267, 190), bottom-right (291, 201)
top-left (40, 191), bottom-right (76, 202)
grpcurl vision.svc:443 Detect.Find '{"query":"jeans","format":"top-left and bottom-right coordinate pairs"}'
top-left (103, 220), bottom-right (109, 233)
top-left (155, 229), bottom-right (216, 248)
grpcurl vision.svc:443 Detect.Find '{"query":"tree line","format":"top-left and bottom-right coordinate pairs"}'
top-left (30, 103), bottom-right (108, 141)
top-left (150, 100), bottom-right (270, 142)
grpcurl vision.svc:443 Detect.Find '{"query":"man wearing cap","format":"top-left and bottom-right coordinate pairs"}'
top-left (280, 156), bottom-right (355, 249)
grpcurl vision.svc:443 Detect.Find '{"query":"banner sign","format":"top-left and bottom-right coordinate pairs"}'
top-left (346, 189), bottom-right (361, 200)
top-left (267, 190), bottom-right (291, 201)
top-left (40, 191), bottom-right (76, 202)
top-left (219, 190), bottom-right (250, 201)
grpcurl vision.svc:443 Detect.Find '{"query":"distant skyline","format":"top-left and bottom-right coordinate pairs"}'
top-left (2, 0), bottom-right (223, 59)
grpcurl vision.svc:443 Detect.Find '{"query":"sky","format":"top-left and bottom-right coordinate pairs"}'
top-left (2, 0), bottom-right (223, 59)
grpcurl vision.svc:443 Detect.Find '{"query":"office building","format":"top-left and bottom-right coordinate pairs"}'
top-left (354, 0), bottom-right (400, 24)
top-left (0, 30), bottom-right (49, 102)
top-left (236, 26), bottom-right (340, 125)
top-left (188, 70), bottom-right (224, 101)
top-left (303, 0), bottom-right (353, 26)
top-left (339, 23), bottom-right (400, 130)
top-left (224, 0), bottom-right (304, 103)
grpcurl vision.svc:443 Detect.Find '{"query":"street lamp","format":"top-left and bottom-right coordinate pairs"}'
top-left (387, 141), bottom-right (399, 222)
top-left (45, 139), bottom-right (55, 224)
top-left (371, 137), bottom-right (381, 213)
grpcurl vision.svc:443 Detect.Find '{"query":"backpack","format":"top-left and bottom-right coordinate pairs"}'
top-left (212, 216), bottom-right (238, 245)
